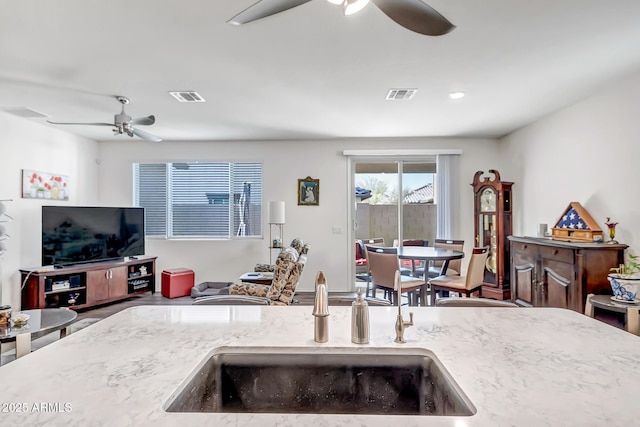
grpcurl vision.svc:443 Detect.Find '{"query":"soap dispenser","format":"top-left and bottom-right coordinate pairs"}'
top-left (351, 286), bottom-right (370, 344)
top-left (313, 271), bottom-right (329, 343)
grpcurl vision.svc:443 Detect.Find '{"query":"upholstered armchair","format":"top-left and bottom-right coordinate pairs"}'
top-left (254, 238), bottom-right (308, 273)
top-left (194, 241), bottom-right (309, 306)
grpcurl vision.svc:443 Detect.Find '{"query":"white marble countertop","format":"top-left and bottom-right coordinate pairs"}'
top-left (2, 305), bottom-right (640, 426)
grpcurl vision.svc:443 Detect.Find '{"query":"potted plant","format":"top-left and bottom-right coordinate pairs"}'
top-left (608, 253), bottom-right (640, 302)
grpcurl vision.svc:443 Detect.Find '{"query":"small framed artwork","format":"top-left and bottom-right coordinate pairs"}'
top-left (298, 176), bottom-right (319, 206)
top-left (22, 170), bottom-right (69, 200)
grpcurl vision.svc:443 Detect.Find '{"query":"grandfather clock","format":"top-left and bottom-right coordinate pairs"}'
top-left (472, 170), bottom-right (513, 300)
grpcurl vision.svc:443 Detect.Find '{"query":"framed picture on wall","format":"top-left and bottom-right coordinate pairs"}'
top-left (22, 170), bottom-right (69, 200)
top-left (298, 176), bottom-right (319, 206)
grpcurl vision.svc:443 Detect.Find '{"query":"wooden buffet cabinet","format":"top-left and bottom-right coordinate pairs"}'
top-left (20, 256), bottom-right (157, 310)
top-left (509, 236), bottom-right (626, 313)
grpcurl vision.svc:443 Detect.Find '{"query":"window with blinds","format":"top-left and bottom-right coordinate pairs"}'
top-left (133, 162), bottom-right (263, 239)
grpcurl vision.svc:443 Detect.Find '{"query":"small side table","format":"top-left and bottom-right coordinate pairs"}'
top-left (585, 294), bottom-right (640, 335)
top-left (239, 272), bottom-right (273, 286)
top-left (0, 308), bottom-right (77, 363)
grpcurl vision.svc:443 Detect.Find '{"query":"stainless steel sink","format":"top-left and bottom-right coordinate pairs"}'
top-left (164, 346), bottom-right (475, 416)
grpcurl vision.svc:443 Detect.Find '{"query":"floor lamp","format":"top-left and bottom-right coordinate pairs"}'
top-left (268, 201), bottom-right (285, 264)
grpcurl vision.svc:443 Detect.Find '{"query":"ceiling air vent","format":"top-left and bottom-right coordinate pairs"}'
top-left (386, 89), bottom-right (417, 101)
top-left (169, 91), bottom-right (206, 103)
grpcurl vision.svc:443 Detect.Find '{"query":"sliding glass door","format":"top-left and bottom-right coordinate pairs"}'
top-left (353, 159), bottom-right (436, 281)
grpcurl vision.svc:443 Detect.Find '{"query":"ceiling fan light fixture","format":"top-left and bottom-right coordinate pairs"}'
top-left (47, 95), bottom-right (161, 142)
top-left (229, 0), bottom-right (454, 36)
top-left (343, 0), bottom-right (370, 16)
top-left (449, 91), bottom-right (465, 99)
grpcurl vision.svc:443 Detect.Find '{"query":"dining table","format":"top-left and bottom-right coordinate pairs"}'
top-left (361, 246), bottom-right (464, 306)
top-left (395, 246), bottom-right (465, 278)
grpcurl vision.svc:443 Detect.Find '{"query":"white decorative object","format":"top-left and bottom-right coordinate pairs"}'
top-left (11, 312), bottom-right (30, 324)
top-left (268, 201), bottom-right (285, 224)
top-left (0, 199), bottom-right (11, 305)
top-left (0, 199), bottom-right (11, 251)
top-left (537, 223), bottom-right (548, 237)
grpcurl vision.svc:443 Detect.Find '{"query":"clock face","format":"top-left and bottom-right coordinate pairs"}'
top-left (480, 188), bottom-right (497, 212)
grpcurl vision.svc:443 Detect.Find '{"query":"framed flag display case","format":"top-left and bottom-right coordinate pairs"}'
top-left (551, 202), bottom-right (603, 242)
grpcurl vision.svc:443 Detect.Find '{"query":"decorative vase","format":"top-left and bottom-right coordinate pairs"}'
top-left (605, 217), bottom-right (618, 244)
top-left (608, 274), bottom-right (640, 302)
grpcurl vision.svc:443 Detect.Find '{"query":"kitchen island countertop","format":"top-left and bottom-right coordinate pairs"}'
top-left (1, 304), bottom-right (639, 426)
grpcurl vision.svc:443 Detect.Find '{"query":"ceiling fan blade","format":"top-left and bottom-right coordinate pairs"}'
top-left (47, 120), bottom-right (114, 127)
top-left (132, 128), bottom-right (162, 142)
top-left (228, 0), bottom-right (312, 25)
top-left (371, 0), bottom-right (455, 36)
top-left (131, 115), bottom-right (155, 126)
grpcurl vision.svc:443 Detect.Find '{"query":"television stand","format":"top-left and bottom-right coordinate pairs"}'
top-left (20, 256), bottom-right (157, 310)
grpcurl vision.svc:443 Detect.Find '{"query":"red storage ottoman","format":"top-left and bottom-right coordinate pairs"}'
top-left (161, 268), bottom-right (195, 298)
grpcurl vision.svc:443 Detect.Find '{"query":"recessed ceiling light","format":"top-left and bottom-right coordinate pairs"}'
top-left (449, 91), bottom-right (465, 99)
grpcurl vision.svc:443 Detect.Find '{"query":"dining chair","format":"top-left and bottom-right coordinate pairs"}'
top-left (364, 245), bottom-right (426, 305)
top-left (435, 297), bottom-right (519, 307)
top-left (355, 240), bottom-right (368, 279)
top-left (363, 237), bottom-right (385, 246)
top-left (423, 239), bottom-right (465, 278)
top-left (428, 247), bottom-right (489, 306)
top-left (327, 295), bottom-right (392, 306)
top-left (355, 237), bottom-right (385, 285)
top-left (395, 239), bottom-right (429, 277)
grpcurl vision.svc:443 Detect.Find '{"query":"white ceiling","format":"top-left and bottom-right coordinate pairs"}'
top-left (1, 0), bottom-right (640, 142)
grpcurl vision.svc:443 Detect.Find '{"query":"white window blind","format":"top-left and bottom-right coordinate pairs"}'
top-left (133, 162), bottom-right (262, 239)
top-left (133, 163), bottom-right (167, 236)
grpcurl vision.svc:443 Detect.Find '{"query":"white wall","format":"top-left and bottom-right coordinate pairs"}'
top-left (0, 112), bottom-right (99, 309)
top-left (501, 70), bottom-right (640, 257)
top-left (98, 137), bottom-right (502, 292)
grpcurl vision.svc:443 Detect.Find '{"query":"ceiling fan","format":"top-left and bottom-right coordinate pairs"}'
top-left (228, 0), bottom-right (455, 36)
top-left (47, 96), bottom-right (162, 142)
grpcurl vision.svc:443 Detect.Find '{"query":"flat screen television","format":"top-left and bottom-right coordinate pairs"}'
top-left (42, 206), bottom-right (145, 266)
